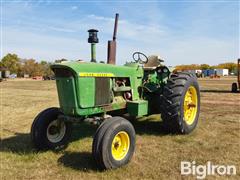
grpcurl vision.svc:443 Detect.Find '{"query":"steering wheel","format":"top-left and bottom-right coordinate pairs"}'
top-left (132, 52), bottom-right (148, 64)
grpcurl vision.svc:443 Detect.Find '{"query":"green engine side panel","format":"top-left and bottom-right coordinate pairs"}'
top-left (127, 100), bottom-right (148, 116)
top-left (77, 77), bottom-right (95, 108)
top-left (55, 77), bottom-right (77, 114)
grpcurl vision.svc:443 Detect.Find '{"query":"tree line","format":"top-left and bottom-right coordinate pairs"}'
top-left (0, 53), bottom-right (53, 77)
top-left (175, 63), bottom-right (237, 73)
top-left (0, 53), bottom-right (238, 77)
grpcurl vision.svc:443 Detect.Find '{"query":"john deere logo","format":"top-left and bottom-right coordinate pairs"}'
top-left (79, 72), bottom-right (115, 77)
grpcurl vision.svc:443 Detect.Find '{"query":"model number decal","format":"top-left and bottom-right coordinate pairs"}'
top-left (79, 72), bottom-right (115, 77)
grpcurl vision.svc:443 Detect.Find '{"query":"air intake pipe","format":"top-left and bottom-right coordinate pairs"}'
top-left (88, 29), bottom-right (99, 63)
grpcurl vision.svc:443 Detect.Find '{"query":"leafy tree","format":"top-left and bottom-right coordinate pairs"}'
top-left (175, 64), bottom-right (200, 71)
top-left (200, 64), bottom-right (210, 70)
top-left (22, 59), bottom-right (43, 77)
top-left (40, 60), bottom-right (53, 76)
top-left (0, 53), bottom-right (20, 74)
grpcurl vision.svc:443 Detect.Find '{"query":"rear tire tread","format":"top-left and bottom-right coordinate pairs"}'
top-left (161, 72), bottom-right (200, 134)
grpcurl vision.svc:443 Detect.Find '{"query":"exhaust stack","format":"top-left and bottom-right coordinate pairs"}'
top-left (107, 13), bottom-right (119, 64)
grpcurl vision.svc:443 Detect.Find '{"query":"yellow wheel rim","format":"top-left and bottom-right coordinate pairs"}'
top-left (183, 86), bottom-right (198, 125)
top-left (111, 131), bottom-right (130, 161)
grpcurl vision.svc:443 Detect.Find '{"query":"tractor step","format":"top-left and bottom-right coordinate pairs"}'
top-left (127, 100), bottom-right (148, 117)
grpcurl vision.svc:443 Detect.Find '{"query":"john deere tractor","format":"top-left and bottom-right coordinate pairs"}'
top-left (31, 14), bottom-right (200, 170)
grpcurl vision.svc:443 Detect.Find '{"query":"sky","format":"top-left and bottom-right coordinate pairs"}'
top-left (0, 0), bottom-right (239, 66)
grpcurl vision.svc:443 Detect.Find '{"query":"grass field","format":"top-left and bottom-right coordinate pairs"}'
top-left (0, 77), bottom-right (239, 179)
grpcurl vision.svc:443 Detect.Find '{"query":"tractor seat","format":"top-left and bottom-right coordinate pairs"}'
top-left (143, 55), bottom-right (164, 70)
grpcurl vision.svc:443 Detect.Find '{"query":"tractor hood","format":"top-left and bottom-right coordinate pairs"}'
top-left (51, 61), bottom-right (143, 78)
top-left (51, 61), bottom-right (144, 116)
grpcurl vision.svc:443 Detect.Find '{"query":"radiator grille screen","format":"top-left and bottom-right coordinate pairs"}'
top-left (95, 78), bottom-right (111, 106)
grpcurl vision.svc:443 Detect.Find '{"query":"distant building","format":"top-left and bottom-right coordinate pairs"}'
top-left (183, 69), bottom-right (202, 74)
top-left (0, 67), bottom-right (10, 78)
top-left (24, 74), bottom-right (30, 78)
top-left (180, 68), bottom-right (229, 77)
top-left (2, 70), bottom-right (10, 78)
top-left (202, 69), bottom-right (215, 77)
top-left (183, 69), bottom-right (202, 77)
top-left (202, 69), bottom-right (228, 77)
top-left (215, 69), bottom-right (229, 76)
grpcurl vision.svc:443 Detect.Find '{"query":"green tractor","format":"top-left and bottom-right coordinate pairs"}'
top-left (31, 14), bottom-right (200, 170)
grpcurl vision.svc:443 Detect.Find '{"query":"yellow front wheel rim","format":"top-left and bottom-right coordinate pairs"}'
top-left (111, 131), bottom-right (130, 161)
top-left (184, 86), bottom-right (198, 125)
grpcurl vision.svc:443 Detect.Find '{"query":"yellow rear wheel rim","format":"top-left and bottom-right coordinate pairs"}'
top-left (184, 86), bottom-right (198, 125)
top-left (111, 131), bottom-right (130, 161)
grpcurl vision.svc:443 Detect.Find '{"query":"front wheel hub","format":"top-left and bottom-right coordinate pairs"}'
top-left (47, 120), bottom-right (66, 143)
top-left (111, 131), bottom-right (130, 161)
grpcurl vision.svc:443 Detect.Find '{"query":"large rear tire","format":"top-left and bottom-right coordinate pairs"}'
top-left (31, 107), bottom-right (72, 151)
top-left (231, 83), bottom-right (238, 93)
top-left (92, 117), bottom-right (136, 170)
top-left (161, 72), bottom-right (200, 134)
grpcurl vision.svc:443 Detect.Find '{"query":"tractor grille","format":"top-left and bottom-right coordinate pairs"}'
top-left (95, 78), bottom-right (111, 106)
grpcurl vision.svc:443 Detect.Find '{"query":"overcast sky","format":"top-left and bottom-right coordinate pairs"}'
top-left (1, 0), bottom-right (239, 65)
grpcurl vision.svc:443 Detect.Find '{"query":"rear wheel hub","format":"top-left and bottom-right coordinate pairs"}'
top-left (184, 86), bottom-right (198, 125)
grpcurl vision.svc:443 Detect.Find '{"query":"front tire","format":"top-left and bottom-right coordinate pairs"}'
top-left (161, 73), bottom-right (200, 134)
top-left (31, 107), bottom-right (72, 151)
top-left (92, 117), bottom-right (136, 170)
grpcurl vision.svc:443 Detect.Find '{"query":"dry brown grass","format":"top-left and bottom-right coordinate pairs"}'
top-left (0, 77), bottom-right (239, 180)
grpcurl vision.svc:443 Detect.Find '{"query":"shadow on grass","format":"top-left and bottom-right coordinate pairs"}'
top-left (70, 123), bottom-right (97, 142)
top-left (131, 119), bottom-right (167, 136)
top-left (0, 132), bottom-right (33, 154)
top-left (0, 123), bottom-right (96, 155)
top-left (200, 89), bottom-right (232, 93)
top-left (58, 151), bottom-right (98, 171)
